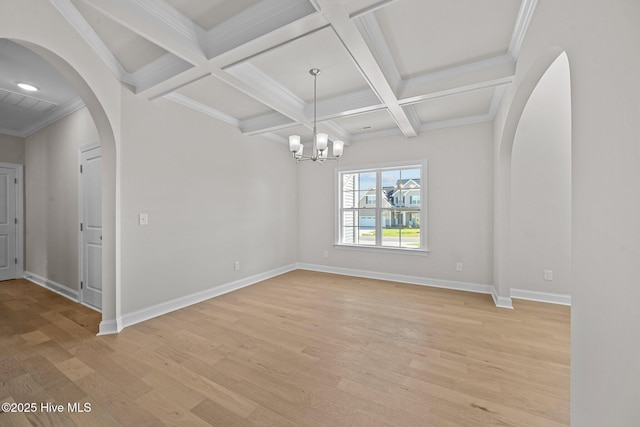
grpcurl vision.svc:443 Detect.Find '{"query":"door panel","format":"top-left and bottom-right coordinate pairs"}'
top-left (81, 147), bottom-right (102, 309)
top-left (0, 167), bottom-right (16, 281)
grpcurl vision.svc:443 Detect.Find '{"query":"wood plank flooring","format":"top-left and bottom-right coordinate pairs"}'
top-left (0, 270), bottom-right (570, 426)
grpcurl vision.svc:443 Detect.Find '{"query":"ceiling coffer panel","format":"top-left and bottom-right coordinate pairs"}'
top-left (331, 108), bottom-right (396, 135)
top-left (164, 0), bottom-right (261, 31)
top-left (247, 27), bottom-right (371, 103)
top-left (373, 0), bottom-right (520, 78)
top-left (413, 87), bottom-right (495, 123)
top-left (176, 74), bottom-right (274, 120)
top-left (71, 0), bottom-right (168, 73)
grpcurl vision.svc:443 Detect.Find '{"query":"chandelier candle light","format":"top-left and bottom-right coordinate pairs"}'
top-left (289, 68), bottom-right (344, 162)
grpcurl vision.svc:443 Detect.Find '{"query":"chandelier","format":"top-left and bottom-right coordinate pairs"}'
top-left (288, 68), bottom-right (344, 162)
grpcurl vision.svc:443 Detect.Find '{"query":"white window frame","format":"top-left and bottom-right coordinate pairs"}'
top-left (334, 160), bottom-right (428, 254)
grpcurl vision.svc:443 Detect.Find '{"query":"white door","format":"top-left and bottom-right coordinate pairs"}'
top-left (80, 146), bottom-right (102, 309)
top-left (0, 167), bottom-right (17, 281)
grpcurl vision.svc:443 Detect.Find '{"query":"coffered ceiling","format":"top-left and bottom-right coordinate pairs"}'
top-left (1, 0), bottom-right (538, 141)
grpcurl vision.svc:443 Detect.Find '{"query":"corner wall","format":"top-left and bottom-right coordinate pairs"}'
top-left (24, 107), bottom-right (98, 292)
top-left (495, 0), bottom-right (640, 423)
top-left (118, 90), bottom-right (299, 315)
top-left (0, 134), bottom-right (25, 164)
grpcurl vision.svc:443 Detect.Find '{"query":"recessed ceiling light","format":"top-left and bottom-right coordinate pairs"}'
top-left (17, 82), bottom-right (39, 92)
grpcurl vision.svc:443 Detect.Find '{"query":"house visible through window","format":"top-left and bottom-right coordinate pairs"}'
top-left (337, 164), bottom-right (424, 250)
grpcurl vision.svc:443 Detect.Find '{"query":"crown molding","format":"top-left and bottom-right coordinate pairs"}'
top-left (419, 113), bottom-right (493, 133)
top-left (261, 132), bottom-right (288, 145)
top-left (241, 112), bottom-right (295, 135)
top-left (14, 97), bottom-right (86, 137)
top-left (163, 92), bottom-right (239, 128)
top-left (350, 126), bottom-right (402, 142)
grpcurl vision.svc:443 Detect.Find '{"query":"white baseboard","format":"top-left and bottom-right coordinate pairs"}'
top-left (296, 263), bottom-right (508, 305)
top-left (490, 288), bottom-right (514, 309)
top-left (98, 320), bottom-right (118, 336)
top-left (24, 271), bottom-right (79, 303)
top-left (511, 288), bottom-right (571, 306)
top-left (118, 264), bottom-right (298, 331)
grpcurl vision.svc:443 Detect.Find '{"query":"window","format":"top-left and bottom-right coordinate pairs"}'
top-left (337, 163), bottom-right (425, 250)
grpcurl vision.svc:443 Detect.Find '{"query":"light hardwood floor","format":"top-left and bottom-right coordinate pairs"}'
top-left (0, 270), bottom-right (570, 426)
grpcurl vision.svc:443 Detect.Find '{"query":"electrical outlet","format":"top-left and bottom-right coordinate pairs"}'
top-left (139, 213), bottom-right (149, 226)
top-left (456, 262), bottom-right (463, 272)
top-left (323, 250), bottom-right (329, 258)
top-left (234, 261), bottom-right (240, 271)
top-left (544, 270), bottom-right (553, 281)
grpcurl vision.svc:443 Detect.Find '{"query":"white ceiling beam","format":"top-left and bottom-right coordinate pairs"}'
top-left (224, 62), bottom-right (305, 117)
top-left (204, 0), bottom-right (317, 60)
top-left (139, 12), bottom-right (329, 99)
top-left (315, 0), bottom-right (417, 137)
top-left (221, 62), bottom-right (349, 142)
top-left (49, 0), bottom-right (134, 85)
top-left (78, 0), bottom-right (206, 65)
top-left (509, 0), bottom-right (539, 60)
top-left (130, 52), bottom-right (192, 92)
top-left (349, 0), bottom-right (399, 19)
top-left (355, 11), bottom-right (402, 92)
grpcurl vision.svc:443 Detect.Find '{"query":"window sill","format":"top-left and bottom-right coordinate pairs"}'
top-left (333, 243), bottom-right (430, 256)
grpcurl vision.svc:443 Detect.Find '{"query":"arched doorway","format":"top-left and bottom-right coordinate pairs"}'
top-left (0, 0), bottom-right (121, 334)
top-left (509, 52), bottom-right (572, 300)
top-left (494, 48), bottom-right (572, 303)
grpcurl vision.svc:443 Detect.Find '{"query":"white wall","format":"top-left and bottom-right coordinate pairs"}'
top-left (298, 122), bottom-right (494, 286)
top-left (118, 90), bottom-right (298, 314)
top-left (495, 1), bottom-right (640, 424)
top-left (0, 134), bottom-right (25, 164)
top-left (24, 107), bottom-right (98, 291)
top-left (509, 53), bottom-right (571, 295)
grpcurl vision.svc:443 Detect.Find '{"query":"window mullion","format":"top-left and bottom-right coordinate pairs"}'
top-left (375, 169), bottom-right (381, 247)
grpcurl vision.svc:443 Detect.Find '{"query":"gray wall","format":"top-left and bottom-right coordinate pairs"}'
top-left (118, 89), bottom-right (299, 314)
top-left (0, 134), bottom-right (25, 164)
top-left (495, 0), bottom-right (640, 424)
top-left (297, 122), bottom-right (494, 286)
top-left (509, 52), bottom-right (572, 295)
top-left (24, 107), bottom-right (98, 290)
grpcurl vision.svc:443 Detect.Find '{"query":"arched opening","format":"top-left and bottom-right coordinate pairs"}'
top-left (1, 38), bottom-right (119, 334)
top-left (494, 47), bottom-right (572, 302)
top-left (509, 52), bottom-right (572, 298)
